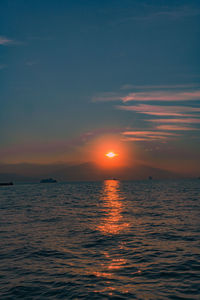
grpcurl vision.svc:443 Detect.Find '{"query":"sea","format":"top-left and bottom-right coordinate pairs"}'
top-left (0, 180), bottom-right (200, 299)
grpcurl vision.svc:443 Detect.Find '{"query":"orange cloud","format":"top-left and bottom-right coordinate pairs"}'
top-left (121, 130), bottom-right (179, 142)
top-left (116, 104), bottom-right (200, 117)
top-left (122, 130), bottom-right (177, 136)
top-left (156, 125), bottom-right (199, 131)
top-left (122, 90), bottom-right (200, 102)
top-left (149, 118), bottom-right (200, 124)
top-left (93, 88), bottom-right (200, 103)
top-left (121, 137), bottom-right (154, 142)
top-left (121, 136), bottom-right (167, 142)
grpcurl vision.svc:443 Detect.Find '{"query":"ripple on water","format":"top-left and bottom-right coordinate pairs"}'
top-left (0, 180), bottom-right (200, 299)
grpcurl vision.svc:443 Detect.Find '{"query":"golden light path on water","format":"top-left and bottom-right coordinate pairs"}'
top-left (93, 180), bottom-right (132, 296)
top-left (98, 180), bottom-right (129, 235)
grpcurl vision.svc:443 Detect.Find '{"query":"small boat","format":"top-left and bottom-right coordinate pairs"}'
top-left (0, 182), bottom-right (13, 186)
top-left (40, 178), bottom-right (57, 183)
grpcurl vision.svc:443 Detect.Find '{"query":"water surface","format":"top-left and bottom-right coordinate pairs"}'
top-left (0, 180), bottom-right (200, 299)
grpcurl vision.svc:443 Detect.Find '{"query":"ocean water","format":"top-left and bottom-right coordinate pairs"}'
top-left (0, 180), bottom-right (200, 299)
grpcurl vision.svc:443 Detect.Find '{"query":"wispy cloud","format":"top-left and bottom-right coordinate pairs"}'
top-left (149, 118), bottom-right (200, 124)
top-left (121, 130), bottom-right (179, 142)
top-left (156, 125), bottom-right (199, 131)
top-left (117, 104), bottom-right (200, 117)
top-left (122, 131), bottom-right (178, 136)
top-left (114, 5), bottom-right (200, 26)
top-left (122, 90), bottom-right (200, 102)
top-left (122, 137), bottom-right (158, 142)
top-left (121, 84), bottom-right (199, 90)
top-left (142, 6), bottom-right (200, 20)
top-left (0, 36), bottom-right (16, 46)
top-left (93, 84), bottom-right (200, 140)
top-left (93, 89), bottom-right (200, 103)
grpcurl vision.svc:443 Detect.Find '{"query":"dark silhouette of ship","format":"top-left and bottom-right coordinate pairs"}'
top-left (148, 176), bottom-right (153, 180)
top-left (0, 182), bottom-right (13, 186)
top-left (40, 178), bottom-right (57, 183)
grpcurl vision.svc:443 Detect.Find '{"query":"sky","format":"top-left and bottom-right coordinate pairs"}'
top-left (0, 0), bottom-right (200, 178)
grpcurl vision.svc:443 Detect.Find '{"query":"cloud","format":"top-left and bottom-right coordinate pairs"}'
top-left (144, 6), bottom-right (200, 20)
top-left (93, 84), bottom-right (200, 141)
top-left (156, 125), bottom-right (199, 131)
top-left (116, 104), bottom-right (200, 117)
top-left (122, 131), bottom-right (177, 136)
top-left (122, 90), bottom-right (200, 102)
top-left (149, 118), bottom-right (200, 124)
top-left (122, 137), bottom-right (158, 142)
top-left (121, 130), bottom-right (179, 142)
top-left (114, 5), bottom-right (200, 26)
top-left (0, 36), bottom-right (16, 46)
top-left (120, 84), bottom-right (199, 90)
top-left (93, 89), bottom-right (200, 103)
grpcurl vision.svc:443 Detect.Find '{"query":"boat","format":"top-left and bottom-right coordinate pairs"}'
top-left (0, 182), bottom-right (13, 186)
top-left (40, 178), bottom-right (57, 183)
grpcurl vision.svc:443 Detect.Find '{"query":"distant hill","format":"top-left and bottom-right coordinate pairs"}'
top-left (0, 161), bottom-right (182, 182)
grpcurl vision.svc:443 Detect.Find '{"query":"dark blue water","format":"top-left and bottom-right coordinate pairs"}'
top-left (0, 180), bottom-right (200, 299)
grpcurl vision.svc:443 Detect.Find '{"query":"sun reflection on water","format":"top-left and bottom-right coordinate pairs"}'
top-left (98, 180), bottom-right (129, 235)
top-left (93, 180), bottom-right (131, 295)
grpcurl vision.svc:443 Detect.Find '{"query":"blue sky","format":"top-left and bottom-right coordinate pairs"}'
top-left (0, 0), bottom-right (200, 175)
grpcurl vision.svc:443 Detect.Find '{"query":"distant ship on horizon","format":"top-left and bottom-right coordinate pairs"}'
top-left (0, 182), bottom-right (13, 186)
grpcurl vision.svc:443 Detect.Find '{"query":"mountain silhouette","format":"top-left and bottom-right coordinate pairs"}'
top-left (0, 161), bottom-right (182, 182)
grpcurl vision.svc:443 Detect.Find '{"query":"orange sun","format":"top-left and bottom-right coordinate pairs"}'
top-left (105, 151), bottom-right (118, 158)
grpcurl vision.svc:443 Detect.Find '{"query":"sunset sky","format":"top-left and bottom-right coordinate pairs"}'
top-left (0, 0), bottom-right (200, 177)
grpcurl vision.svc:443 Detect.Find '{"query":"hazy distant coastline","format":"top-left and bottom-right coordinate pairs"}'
top-left (0, 161), bottom-right (193, 183)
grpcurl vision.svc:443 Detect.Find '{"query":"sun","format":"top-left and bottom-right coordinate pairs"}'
top-left (105, 151), bottom-right (118, 158)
